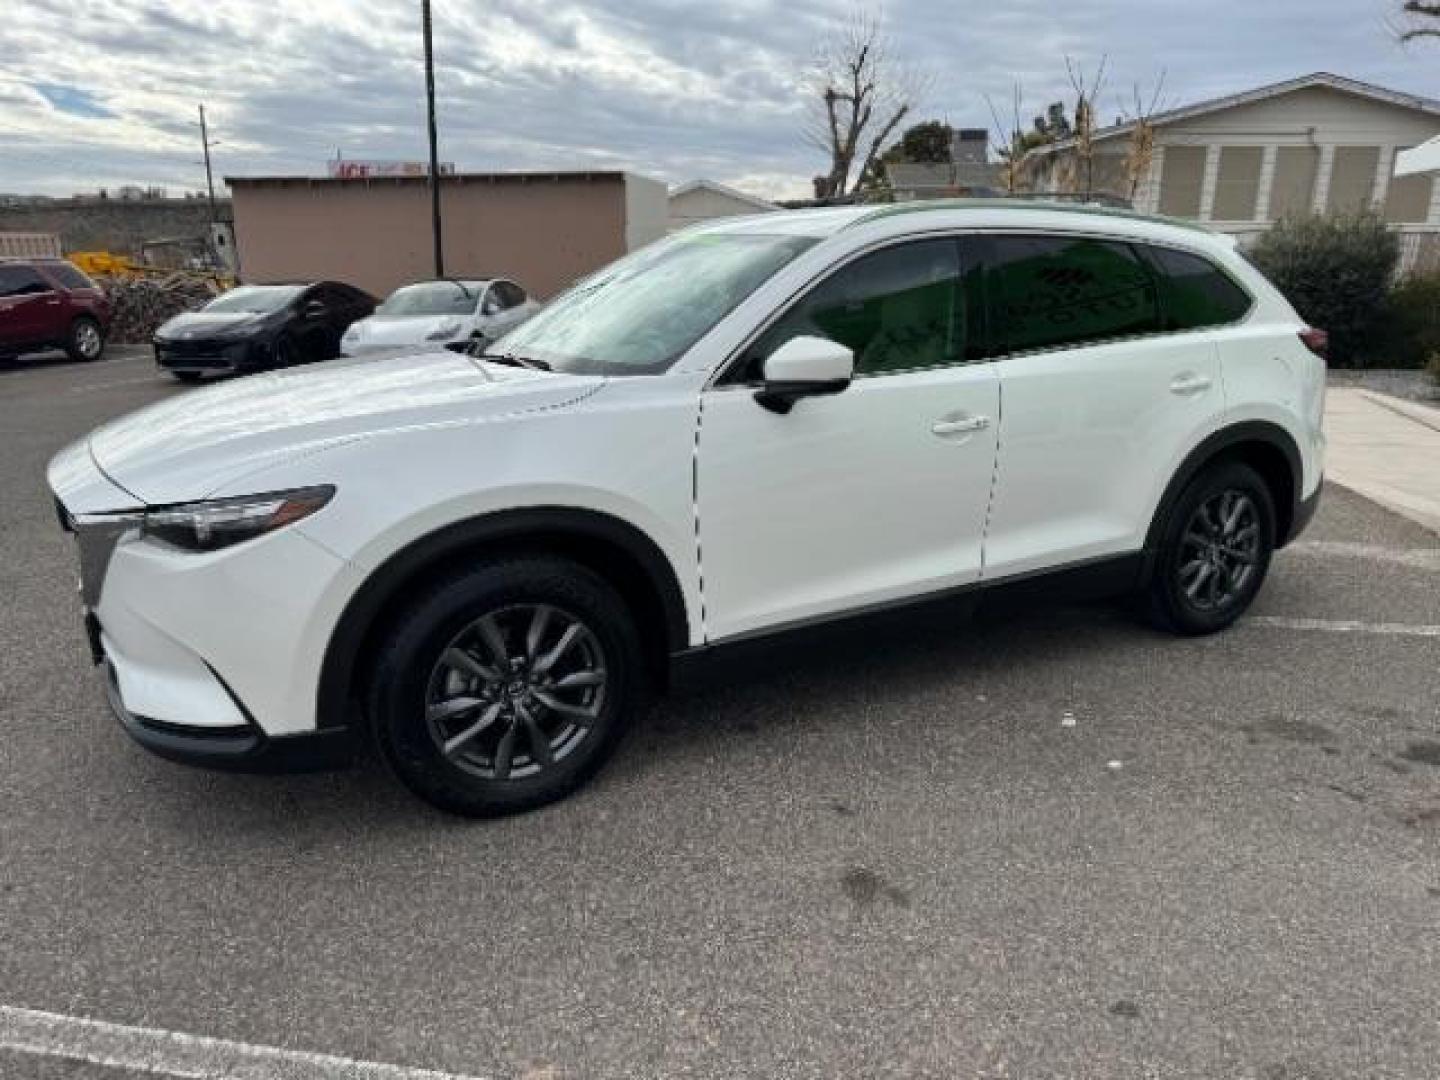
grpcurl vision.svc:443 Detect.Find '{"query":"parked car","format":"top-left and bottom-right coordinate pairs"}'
top-left (152, 281), bottom-right (374, 383)
top-left (49, 201), bottom-right (1325, 816)
top-left (0, 258), bottom-right (111, 363)
top-left (341, 278), bottom-right (538, 357)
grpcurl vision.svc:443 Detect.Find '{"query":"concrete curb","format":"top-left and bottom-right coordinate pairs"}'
top-left (1324, 388), bottom-right (1440, 536)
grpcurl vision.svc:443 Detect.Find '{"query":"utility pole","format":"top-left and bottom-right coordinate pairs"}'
top-left (197, 104), bottom-right (218, 228)
top-left (422, 0), bottom-right (444, 277)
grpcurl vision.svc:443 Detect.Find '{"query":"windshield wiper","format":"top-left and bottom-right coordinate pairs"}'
top-left (479, 350), bottom-right (551, 371)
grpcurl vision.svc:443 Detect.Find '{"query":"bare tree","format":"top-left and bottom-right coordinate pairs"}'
top-left (985, 83), bottom-right (1027, 194)
top-left (804, 7), bottom-right (927, 199)
top-left (1118, 72), bottom-right (1168, 203)
top-left (1398, 0), bottom-right (1440, 40)
top-left (1064, 55), bottom-right (1109, 197)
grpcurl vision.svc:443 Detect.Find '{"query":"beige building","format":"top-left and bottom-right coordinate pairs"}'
top-left (227, 171), bottom-right (668, 299)
top-left (1022, 73), bottom-right (1440, 272)
top-left (667, 180), bottom-right (775, 232)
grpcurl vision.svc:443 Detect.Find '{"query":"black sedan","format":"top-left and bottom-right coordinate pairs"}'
top-left (153, 281), bottom-right (375, 383)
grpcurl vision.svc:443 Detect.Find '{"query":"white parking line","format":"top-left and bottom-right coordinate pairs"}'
top-left (0, 1004), bottom-right (490, 1080)
top-left (1284, 540), bottom-right (1440, 571)
top-left (1248, 615), bottom-right (1440, 638)
top-left (69, 374), bottom-right (164, 393)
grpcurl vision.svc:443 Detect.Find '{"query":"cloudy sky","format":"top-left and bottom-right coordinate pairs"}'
top-left (2, 0), bottom-right (1437, 200)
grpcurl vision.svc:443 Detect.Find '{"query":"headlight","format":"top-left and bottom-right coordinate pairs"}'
top-left (426, 322), bottom-right (462, 340)
top-left (142, 486), bottom-right (335, 552)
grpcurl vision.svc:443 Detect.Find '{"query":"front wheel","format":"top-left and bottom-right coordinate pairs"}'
top-left (368, 557), bottom-right (643, 816)
top-left (66, 316), bottom-right (105, 362)
top-left (1145, 461), bottom-right (1276, 635)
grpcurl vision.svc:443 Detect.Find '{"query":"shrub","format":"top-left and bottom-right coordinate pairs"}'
top-left (1376, 271), bottom-right (1440, 370)
top-left (1247, 212), bottom-right (1399, 367)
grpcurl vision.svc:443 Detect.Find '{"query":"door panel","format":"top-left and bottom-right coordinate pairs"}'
top-left (984, 335), bottom-right (1221, 577)
top-left (0, 265), bottom-right (59, 348)
top-left (978, 233), bottom-right (1225, 578)
top-left (698, 365), bottom-right (999, 640)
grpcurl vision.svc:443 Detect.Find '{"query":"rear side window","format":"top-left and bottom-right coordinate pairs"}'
top-left (985, 235), bottom-right (1159, 353)
top-left (747, 239), bottom-right (967, 378)
top-left (44, 262), bottom-right (97, 291)
top-left (0, 265), bottom-right (52, 297)
top-left (1141, 245), bottom-right (1252, 330)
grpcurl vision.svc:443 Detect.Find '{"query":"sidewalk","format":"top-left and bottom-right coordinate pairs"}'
top-left (1324, 387), bottom-right (1440, 534)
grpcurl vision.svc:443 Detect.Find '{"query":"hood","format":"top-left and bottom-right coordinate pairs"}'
top-left (86, 351), bottom-right (604, 504)
top-left (348, 313), bottom-right (472, 347)
top-left (156, 310), bottom-right (269, 340)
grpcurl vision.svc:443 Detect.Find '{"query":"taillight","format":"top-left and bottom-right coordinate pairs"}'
top-left (1299, 328), bottom-right (1328, 359)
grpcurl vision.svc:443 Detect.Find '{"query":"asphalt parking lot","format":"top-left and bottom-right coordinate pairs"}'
top-left (2, 347), bottom-right (1438, 1079)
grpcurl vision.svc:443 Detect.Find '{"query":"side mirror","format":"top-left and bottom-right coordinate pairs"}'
top-left (753, 335), bottom-right (854, 415)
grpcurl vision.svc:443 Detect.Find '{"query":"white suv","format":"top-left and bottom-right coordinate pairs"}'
top-left (49, 202), bottom-right (1326, 815)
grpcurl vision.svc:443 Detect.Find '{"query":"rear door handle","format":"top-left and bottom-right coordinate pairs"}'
top-left (932, 414), bottom-right (991, 436)
top-left (1169, 373), bottom-right (1213, 395)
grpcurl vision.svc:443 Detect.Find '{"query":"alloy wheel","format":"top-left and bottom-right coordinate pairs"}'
top-left (1176, 488), bottom-right (1260, 612)
top-left (76, 321), bottom-right (102, 359)
top-left (424, 604), bottom-right (608, 780)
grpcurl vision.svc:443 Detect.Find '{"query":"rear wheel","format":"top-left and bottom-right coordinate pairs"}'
top-left (1146, 461), bottom-right (1275, 635)
top-left (66, 317), bottom-right (105, 362)
top-left (368, 557), bottom-right (642, 816)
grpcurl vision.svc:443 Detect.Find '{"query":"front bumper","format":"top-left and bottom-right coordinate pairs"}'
top-left (154, 338), bottom-right (254, 373)
top-left (1283, 478), bottom-right (1322, 547)
top-left (101, 656), bottom-right (357, 773)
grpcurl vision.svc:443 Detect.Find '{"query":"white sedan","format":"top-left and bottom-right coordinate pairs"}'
top-left (340, 278), bottom-right (538, 356)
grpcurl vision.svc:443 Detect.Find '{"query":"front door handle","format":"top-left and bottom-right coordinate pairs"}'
top-left (1169, 373), bottom-right (1213, 395)
top-left (932, 414), bottom-right (991, 436)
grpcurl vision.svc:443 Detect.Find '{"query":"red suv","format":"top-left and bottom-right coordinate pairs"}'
top-left (0, 259), bottom-right (112, 363)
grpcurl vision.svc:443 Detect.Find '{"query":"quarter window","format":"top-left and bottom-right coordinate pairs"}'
top-left (44, 263), bottom-right (96, 291)
top-left (1142, 245), bottom-right (1251, 330)
top-left (745, 239), bottom-right (967, 380)
top-left (985, 235), bottom-right (1160, 354)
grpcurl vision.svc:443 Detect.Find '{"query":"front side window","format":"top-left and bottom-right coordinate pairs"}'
top-left (490, 232), bottom-right (817, 376)
top-left (737, 239), bottom-right (969, 382)
top-left (495, 281), bottom-right (526, 308)
top-left (0, 265), bottom-right (52, 297)
top-left (985, 235), bottom-right (1159, 354)
top-left (1141, 245), bottom-right (1252, 330)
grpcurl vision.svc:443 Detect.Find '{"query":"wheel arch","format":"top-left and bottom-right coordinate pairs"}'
top-left (1143, 421), bottom-right (1303, 573)
top-left (315, 507), bottom-right (691, 732)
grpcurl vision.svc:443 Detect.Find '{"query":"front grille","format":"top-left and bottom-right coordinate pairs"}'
top-left (155, 340), bottom-right (245, 368)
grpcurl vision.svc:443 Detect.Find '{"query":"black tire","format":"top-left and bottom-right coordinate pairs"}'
top-left (368, 557), bottom-right (643, 817)
top-left (172, 371), bottom-right (205, 384)
top-left (1146, 461), bottom-right (1276, 635)
top-left (65, 316), bottom-right (105, 362)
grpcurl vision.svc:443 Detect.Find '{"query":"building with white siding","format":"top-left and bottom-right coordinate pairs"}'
top-left (667, 180), bottom-right (776, 232)
top-left (1021, 73), bottom-right (1440, 273)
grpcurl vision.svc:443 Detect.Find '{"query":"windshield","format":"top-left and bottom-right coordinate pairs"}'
top-left (376, 282), bottom-right (481, 317)
top-left (205, 285), bottom-right (303, 314)
top-left (489, 232), bottom-right (817, 375)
